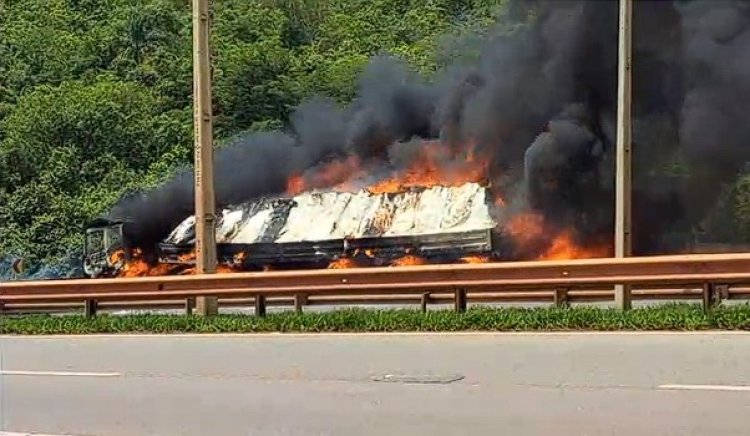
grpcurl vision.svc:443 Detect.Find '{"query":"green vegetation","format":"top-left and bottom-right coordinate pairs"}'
top-left (3, 0), bottom-right (750, 263)
top-left (2, 304), bottom-right (749, 334)
top-left (0, 0), bottom-right (507, 261)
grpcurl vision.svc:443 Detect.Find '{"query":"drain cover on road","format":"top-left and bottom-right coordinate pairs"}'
top-left (371, 373), bottom-right (464, 384)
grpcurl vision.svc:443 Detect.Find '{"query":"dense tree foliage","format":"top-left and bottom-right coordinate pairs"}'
top-left (0, 0), bottom-right (506, 260)
top-left (3, 0), bottom-right (748, 263)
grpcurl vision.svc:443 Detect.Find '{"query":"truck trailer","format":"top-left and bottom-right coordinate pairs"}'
top-left (83, 183), bottom-right (502, 278)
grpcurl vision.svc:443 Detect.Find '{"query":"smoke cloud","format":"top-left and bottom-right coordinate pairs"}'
top-left (106, 0), bottom-right (750, 256)
top-left (107, 100), bottom-right (348, 249)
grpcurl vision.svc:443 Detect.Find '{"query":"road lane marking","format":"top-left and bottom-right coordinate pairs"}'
top-left (1, 432), bottom-right (74, 436)
top-left (372, 373), bottom-right (464, 384)
top-left (0, 370), bottom-right (120, 377)
top-left (659, 384), bottom-right (750, 392)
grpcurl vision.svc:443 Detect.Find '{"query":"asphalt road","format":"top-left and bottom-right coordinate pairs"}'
top-left (1, 333), bottom-right (750, 436)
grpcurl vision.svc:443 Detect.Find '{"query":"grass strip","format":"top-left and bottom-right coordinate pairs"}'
top-left (1, 304), bottom-right (749, 335)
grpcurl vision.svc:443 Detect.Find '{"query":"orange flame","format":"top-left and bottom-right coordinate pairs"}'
top-left (114, 248), bottom-right (241, 277)
top-left (178, 251), bottom-right (196, 263)
top-left (119, 257), bottom-right (174, 277)
top-left (461, 255), bottom-right (490, 264)
top-left (369, 142), bottom-right (490, 194)
top-left (108, 249), bottom-right (126, 265)
top-left (351, 248), bottom-right (377, 259)
top-left (504, 212), bottom-right (610, 261)
top-left (233, 251), bottom-right (247, 265)
top-left (327, 258), bottom-right (359, 269)
top-left (505, 213), bottom-right (545, 245)
top-left (287, 155), bottom-right (365, 195)
top-left (217, 264), bottom-right (239, 273)
top-left (390, 255), bottom-right (428, 267)
top-left (539, 231), bottom-right (610, 260)
top-left (286, 141), bottom-right (492, 196)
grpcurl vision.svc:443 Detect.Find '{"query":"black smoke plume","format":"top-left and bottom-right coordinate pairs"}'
top-left (106, 0), bottom-right (750, 256)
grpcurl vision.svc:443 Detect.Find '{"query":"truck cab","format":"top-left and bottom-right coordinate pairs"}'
top-left (83, 220), bottom-right (130, 278)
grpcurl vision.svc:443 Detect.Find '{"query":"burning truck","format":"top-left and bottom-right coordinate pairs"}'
top-left (71, 0), bottom-right (750, 278)
top-left (83, 182), bottom-right (510, 278)
top-left (82, 1), bottom-right (644, 278)
top-left (81, 123), bottom-right (612, 278)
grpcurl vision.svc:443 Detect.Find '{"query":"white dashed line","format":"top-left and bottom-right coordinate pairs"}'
top-left (1, 432), bottom-right (75, 436)
top-left (0, 370), bottom-right (120, 377)
top-left (658, 384), bottom-right (750, 392)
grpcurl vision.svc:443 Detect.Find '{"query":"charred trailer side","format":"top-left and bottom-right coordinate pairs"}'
top-left (158, 229), bottom-right (497, 270)
top-left (158, 183), bottom-right (500, 269)
top-left (84, 183), bottom-right (503, 277)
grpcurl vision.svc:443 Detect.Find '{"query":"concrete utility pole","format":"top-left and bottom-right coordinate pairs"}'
top-left (615, 0), bottom-right (633, 310)
top-left (192, 0), bottom-right (218, 316)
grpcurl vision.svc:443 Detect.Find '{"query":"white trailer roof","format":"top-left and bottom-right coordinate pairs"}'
top-left (163, 183), bottom-right (496, 245)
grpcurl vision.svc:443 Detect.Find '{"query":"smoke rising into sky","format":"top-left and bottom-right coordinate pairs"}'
top-left (107, 0), bottom-right (750, 256)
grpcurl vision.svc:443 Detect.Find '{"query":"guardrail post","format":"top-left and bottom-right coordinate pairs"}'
top-left (454, 288), bottom-right (467, 313)
top-left (420, 292), bottom-right (430, 313)
top-left (294, 293), bottom-right (307, 313)
top-left (554, 288), bottom-right (569, 307)
top-left (185, 297), bottom-right (195, 316)
top-left (255, 294), bottom-right (267, 317)
top-left (84, 299), bottom-right (98, 317)
top-left (615, 285), bottom-right (632, 311)
top-left (719, 284), bottom-right (730, 303)
top-left (702, 282), bottom-right (716, 313)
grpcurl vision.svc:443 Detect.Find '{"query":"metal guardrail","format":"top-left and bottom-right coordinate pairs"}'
top-left (2, 253), bottom-right (750, 316)
top-left (2, 288), bottom-right (749, 316)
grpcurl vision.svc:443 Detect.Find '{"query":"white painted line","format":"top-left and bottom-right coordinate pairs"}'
top-left (1, 432), bottom-right (74, 436)
top-left (0, 370), bottom-right (120, 377)
top-left (659, 384), bottom-right (750, 392)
